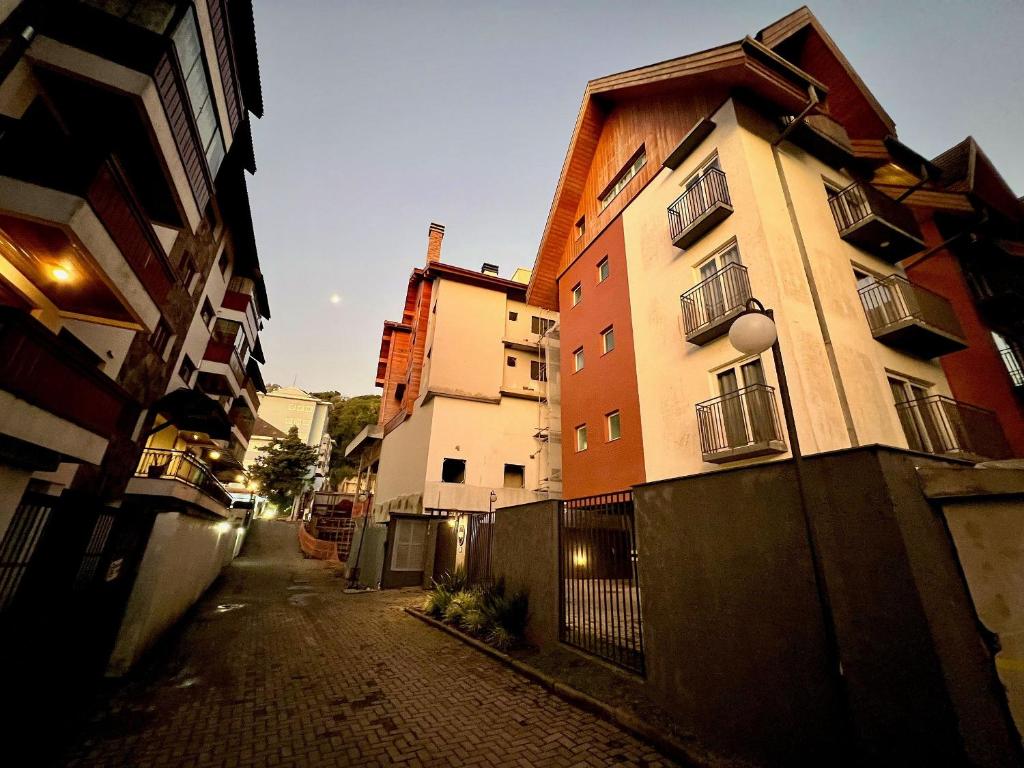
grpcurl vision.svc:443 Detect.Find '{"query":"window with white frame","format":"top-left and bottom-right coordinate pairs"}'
top-left (573, 346), bottom-right (584, 372)
top-left (607, 411), bottom-right (621, 441)
top-left (391, 519), bottom-right (428, 571)
top-left (597, 256), bottom-right (610, 283)
top-left (575, 216), bottom-right (585, 240)
top-left (601, 326), bottom-right (615, 354)
top-left (571, 282), bottom-right (582, 306)
top-left (575, 425), bottom-right (588, 452)
top-left (600, 147), bottom-right (647, 210)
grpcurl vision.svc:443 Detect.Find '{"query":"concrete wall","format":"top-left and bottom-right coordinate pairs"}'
top-left (107, 512), bottom-right (241, 675)
top-left (428, 278), bottom-right (505, 399)
top-left (491, 500), bottom-right (560, 647)
top-left (633, 446), bottom-right (1021, 766)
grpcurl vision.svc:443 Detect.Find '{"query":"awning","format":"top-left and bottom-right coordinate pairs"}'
top-left (150, 388), bottom-right (232, 441)
top-left (246, 357), bottom-right (266, 393)
top-left (251, 336), bottom-right (265, 363)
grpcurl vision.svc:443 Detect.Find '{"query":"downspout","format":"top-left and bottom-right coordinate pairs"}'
top-left (770, 86), bottom-right (860, 447)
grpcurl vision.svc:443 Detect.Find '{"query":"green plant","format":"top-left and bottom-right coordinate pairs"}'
top-left (423, 586), bottom-right (452, 618)
top-left (432, 567), bottom-right (468, 593)
top-left (443, 589), bottom-right (480, 625)
top-left (461, 608), bottom-right (488, 635)
top-left (482, 589), bottom-right (529, 650)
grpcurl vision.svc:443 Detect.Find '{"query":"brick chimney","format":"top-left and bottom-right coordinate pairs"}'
top-left (426, 222), bottom-right (445, 264)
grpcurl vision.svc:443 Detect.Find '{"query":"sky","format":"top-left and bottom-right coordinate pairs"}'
top-left (248, 0), bottom-right (1024, 396)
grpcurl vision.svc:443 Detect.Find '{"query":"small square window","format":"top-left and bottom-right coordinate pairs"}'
top-left (597, 257), bottom-right (609, 282)
top-left (601, 326), bottom-right (615, 354)
top-left (571, 283), bottom-right (582, 307)
top-left (575, 425), bottom-right (588, 452)
top-left (441, 458), bottom-right (466, 484)
top-left (509, 311), bottom-right (518, 321)
top-left (200, 297), bottom-right (215, 327)
top-left (395, 383), bottom-right (406, 402)
top-left (607, 411), bottom-right (621, 441)
top-left (503, 464), bottom-right (525, 489)
top-left (150, 318), bottom-right (173, 358)
top-left (178, 355), bottom-right (196, 385)
top-left (507, 356), bottom-right (517, 367)
top-left (573, 347), bottom-right (584, 373)
top-left (531, 316), bottom-right (555, 335)
top-left (575, 216), bottom-right (585, 240)
top-left (531, 360), bottom-right (547, 382)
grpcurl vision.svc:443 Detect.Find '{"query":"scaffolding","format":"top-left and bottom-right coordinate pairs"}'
top-left (534, 320), bottom-right (563, 498)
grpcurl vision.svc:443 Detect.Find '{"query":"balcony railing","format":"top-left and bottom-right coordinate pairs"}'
top-left (229, 400), bottom-right (255, 441)
top-left (828, 183), bottom-right (924, 262)
top-left (134, 449), bottom-right (232, 507)
top-left (696, 384), bottom-right (787, 463)
top-left (858, 276), bottom-right (967, 357)
top-left (0, 307), bottom-right (136, 440)
top-left (222, 276), bottom-right (255, 313)
top-left (680, 263), bottom-right (752, 344)
top-left (667, 168), bottom-right (733, 249)
top-left (203, 340), bottom-right (246, 389)
top-left (1000, 348), bottom-right (1024, 389)
top-left (894, 396), bottom-right (1010, 461)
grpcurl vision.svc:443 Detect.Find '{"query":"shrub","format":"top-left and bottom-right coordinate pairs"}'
top-left (423, 586), bottom-right (452, 618)
top-left (461, 607), bottom-right (487, 635)
top-left (482, 589), bottom-right (529, 650)
top-left (432, 567), bottom-right (468, 593)
top-left (442, 589), bottom-right (480, 625)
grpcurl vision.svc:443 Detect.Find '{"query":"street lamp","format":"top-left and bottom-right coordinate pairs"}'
top-left (348, 490), bottom-right (370, 589)
top-left (727, 298), bottom-right (846, 716)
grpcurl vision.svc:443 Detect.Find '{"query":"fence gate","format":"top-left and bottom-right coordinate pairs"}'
top-left (464, 512), bottom-right (493, 586)
top-left (559, 491), bottom-right (644, 674)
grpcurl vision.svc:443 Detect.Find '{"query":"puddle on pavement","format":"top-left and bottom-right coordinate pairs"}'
top-left (214, 603), bottom-right (245, 613)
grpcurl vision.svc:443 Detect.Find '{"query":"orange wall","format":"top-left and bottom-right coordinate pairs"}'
top-left (559, 216), bottom-right (646, 497)
top-left (906, 215), bottom-right (1024, 456)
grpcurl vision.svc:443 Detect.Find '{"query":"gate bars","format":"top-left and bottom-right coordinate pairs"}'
top-left (558, 491), bottom-right (645, 674)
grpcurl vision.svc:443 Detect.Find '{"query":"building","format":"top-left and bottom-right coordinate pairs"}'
top-left (345, 223), bottom-right (559, 588)
top-left (525, 6), bottom-right (1020, 498)
top-left (0, 0), bottom-right (269, 694)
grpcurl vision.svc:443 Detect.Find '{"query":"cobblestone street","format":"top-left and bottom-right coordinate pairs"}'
top-left (60, 520), bottom-right (675, 768)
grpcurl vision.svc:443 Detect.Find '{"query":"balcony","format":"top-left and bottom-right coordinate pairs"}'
top-left (858, 276), bottom-right (967, 358)
top-left (894, 396), bottom-right (1010, 462)
top-left (129, 448), bottom-right (232, 513)
top-left (201, 340), bottom-right (246, 393)
top-left (0, 306), bottom-right (136, 445)
top-left (965, 244), bottom-right (1024, 334)
top-left (829, 183), bottom-right (924, 262)
top-left (680, 263), bottom-right (752, 345)
top-left (696, 384), bottom-right (787, 464)
top-left (222, 276), bottom-right (256, 313)
top-left (229, 398), bottom-right (255, 441)
top-left (667, 168), bottom-right (733, 250)
top-left (1000, 348), bottom-right (1024, 393)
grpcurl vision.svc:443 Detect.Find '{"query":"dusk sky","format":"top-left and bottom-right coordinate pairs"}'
top-left (248, 0), bottom-right (1024, 396)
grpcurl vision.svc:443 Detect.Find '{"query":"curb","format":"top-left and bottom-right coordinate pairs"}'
top-left (403, 607), bottom-right (707, 767)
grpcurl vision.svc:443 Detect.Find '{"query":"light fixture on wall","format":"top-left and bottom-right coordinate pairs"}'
top-left (51, 265), bottom-right (72, 282)
top-left (208, 449), bottom-right (222, 461)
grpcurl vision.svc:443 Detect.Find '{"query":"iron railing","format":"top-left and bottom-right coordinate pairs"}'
top-left (667, 168), bottom-right (731, 243)
top-left (559, 491), bottom-right (644, 674)
top-left (464, 512), bottom-right (494, 587)
top-left (858, 275), bottom-right (964, 339)
top-left (696, 384), bottom-right (785, 460)
top-left (680, 263), bottom-right (752, 338)
top-left (1000, 348), bottom-right (1024, 388)
top-left (894, 395), bottom-right (1010, 460)
top-left (0, 494), bottom-right (54, 614)
top-left (134, 449), bottom-right (232, 507)
top-left (828, 182), bottom-right (921, 238)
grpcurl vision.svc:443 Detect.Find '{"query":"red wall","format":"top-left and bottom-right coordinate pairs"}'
top-left (906, 215), bottom-right (1024, 456)
top-left (559, 217), bottom-right (646, 497)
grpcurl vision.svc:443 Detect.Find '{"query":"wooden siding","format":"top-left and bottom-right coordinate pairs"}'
top-left (154, 51), bottom-right (212, 212)
top-left (208, 0), bottom-right (243, 134)
top-left (87, 161), bottom-right (174, 306)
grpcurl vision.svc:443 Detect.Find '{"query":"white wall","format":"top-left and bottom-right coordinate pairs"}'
top-left (107, 512), bottom-right (242, 675)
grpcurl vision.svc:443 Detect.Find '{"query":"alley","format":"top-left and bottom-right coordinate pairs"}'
top-left (59, 520), bottom-right (674, 768)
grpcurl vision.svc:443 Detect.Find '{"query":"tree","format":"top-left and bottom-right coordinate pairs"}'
top-left (249, 426), bottom-right (318, 511)
top-left (309, 392), bottom-right (381, 487)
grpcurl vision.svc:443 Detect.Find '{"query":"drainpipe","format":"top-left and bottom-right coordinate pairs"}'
top-left (770, 85), bottom-right (860, 448)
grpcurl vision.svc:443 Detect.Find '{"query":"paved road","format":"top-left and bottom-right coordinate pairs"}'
top-left (61, 520), bottom-right (674, 768)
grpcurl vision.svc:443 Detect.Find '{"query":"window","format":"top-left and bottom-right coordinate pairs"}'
top-left (395, 383), bottom-right (406, 401)
top-left (571, 283), bottom-right (582, 306)
top-left (575, 425), bottom-right (588, 452)
top-left (993, 332), bottom-right (1024, 387)
top-left (179, 251), bottom-right (197, 292)
top-left (597, 257), bottom-right (610, 283)
top-left (888, 375), bottom-right (940, 453)
top-left (607, 411), bottom-right (621, 441)
top-left (171, 8), bottom-right (226, 177)
top-left (599, 146), bottom-right (647, 210)
top-left (530, 360), bottom-right (547, 382)
top-left (683, 154), bottom-right (722, 190)
top-left (218, 250), bottom-right (230, 276)
top-left (200, 297), bottom-right (215, 328)
top-left (601, 326), bottom-right (615, 354)
top-left (150, 318), bottom-right (172, 357)
top-left (503, 464), bottom-right (525, 489)
top-left (391, 519), bottom-right (428, 572)
top-left (575, 216), bottom-right (585, 240)
top-left (531, 316), bottom-right (555, 335)
top-left (694, 243), bottom-right (743, 322)
top-left (573, 347), bottom-right (584, 373)
top-left (441, 458), bottom-right (466, 484)
top-left (509, 311), bottom-right (518, 321)
top-left (178, 354), bottom-right (196, 385)
top-left (507, 356), bottom-right (517, 367)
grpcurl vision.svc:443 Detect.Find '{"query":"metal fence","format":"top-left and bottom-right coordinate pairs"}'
top-left (680, 262), bottom-right (751, 338)
top-left (0, 494), bottom-right (54, 614)
top-left (828, 181), bottom-right (920, 237)
top-left (464, 512), bottom-right (493, 586)
top-left (135, 448), bottom-right (232, 507)
top-left (1000, 348), bottom-right (1024, 388)
top-left (667, 168), bottom-right (731, 242)
top-left (696, 383), bottom-right (785, 460)
top-left (858, 275), bottom-right (964, 339)
top-left (894, 395), bottom-right (1010, 460)
top-left (559, 491), bottom-right (644, 674)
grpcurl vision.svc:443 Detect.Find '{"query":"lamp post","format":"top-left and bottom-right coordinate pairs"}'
top-left (486, 490), bottom-right (497, 582)
top-left (728, 298), bottom-right (846, 716)
top-left (348, 489), bottom-right (370, 589)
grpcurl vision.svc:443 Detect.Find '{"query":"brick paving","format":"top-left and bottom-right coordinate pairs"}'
top-left (60, 520), bottom-right (676, 768)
